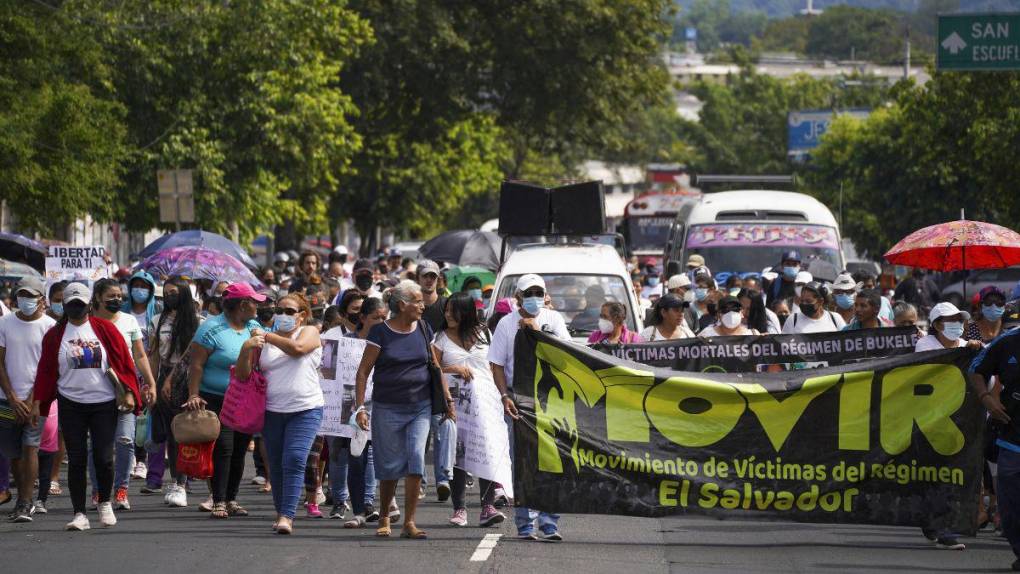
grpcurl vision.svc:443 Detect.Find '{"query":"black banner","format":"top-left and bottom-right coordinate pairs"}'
top-left (593, 327), bottom-right (918, 372)
top-left (512, 330), bottom-right (983, 531)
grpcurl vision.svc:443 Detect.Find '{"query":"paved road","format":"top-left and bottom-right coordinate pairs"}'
top-left (0, 461), bottom-right (1014, 574)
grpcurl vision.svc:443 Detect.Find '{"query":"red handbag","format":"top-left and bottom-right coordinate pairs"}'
top-left (176, 441), bottom-right (215, 479)
top-left (220, 348), bottom-right (267, 435)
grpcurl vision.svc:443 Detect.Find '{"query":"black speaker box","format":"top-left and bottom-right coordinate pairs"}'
top-left (550, 181), bottom-right (605, 235)
top-left (498, 181), bottom-right (550, 235)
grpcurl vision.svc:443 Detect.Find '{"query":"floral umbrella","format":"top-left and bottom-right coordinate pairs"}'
top-left (884, 219), bottom-right (1020, 271)
top-left (136, 246), bottom-right (262, 287)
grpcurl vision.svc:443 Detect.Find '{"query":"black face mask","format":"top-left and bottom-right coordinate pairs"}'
top-left (800, 303), bottom-right (818, 317)
top-left (104, 299), bottom-right (122, 313)
top-left (256, 307), bottom-right (275, 323)
top-left (777, 313), bottom-right (790, 326)
top-left (347, 313), bottom-right (360, 325)
top-left (163, 293), bottom-right (180, 311)
top-left (355, 275), bottom-right (373, 291)
top-left (65, 302), bottom-right (88, 321)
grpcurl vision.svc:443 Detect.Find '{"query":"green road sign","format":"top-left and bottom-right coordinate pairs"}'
top-left (938, 13), bottom-right (1020, 71)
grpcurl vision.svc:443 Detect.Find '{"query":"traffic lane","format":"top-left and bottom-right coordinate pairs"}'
top-left (659, 516), bottom-right (1011, 573)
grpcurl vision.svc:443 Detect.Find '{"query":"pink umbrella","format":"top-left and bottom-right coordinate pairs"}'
top-left (884, 219), bottom-right (1020, 271)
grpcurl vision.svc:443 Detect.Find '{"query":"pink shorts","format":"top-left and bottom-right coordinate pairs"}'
top-left (40, 402), bottom-right (59, 453)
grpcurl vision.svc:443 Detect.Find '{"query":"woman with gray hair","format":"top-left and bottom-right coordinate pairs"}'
top-left (354, 280), bottom-right (455, 539)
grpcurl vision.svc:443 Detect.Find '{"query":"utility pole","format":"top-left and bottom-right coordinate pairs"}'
top-left (903, 25), bottom-right (911, 80)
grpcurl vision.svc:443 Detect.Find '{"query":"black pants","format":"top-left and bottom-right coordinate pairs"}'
top-left (253, 436), bottom-right (267, 478)
top-left (37, 451), bottom-right (55, 503)
top-left (59, 396), bottom-right (117, 514)
top-left (202, 393), bottom-right (251, 503)
top-left (452, 468), bottom-right (495, 510)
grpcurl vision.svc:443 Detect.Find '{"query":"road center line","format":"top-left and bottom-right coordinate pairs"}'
top-left (469, 533), bottom-right (503, 562)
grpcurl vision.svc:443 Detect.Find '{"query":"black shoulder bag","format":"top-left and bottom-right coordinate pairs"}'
top-left (420, 322), bottom-right (446, 415)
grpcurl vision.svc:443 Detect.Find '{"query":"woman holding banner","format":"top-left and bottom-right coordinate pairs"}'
top-left (586, 301), bottom-right (642, 344)
top-left (434, 292), bottom-right (509, 528)
top-left (640, 294), bottom-right (694, 341)
top-left (698, 296), bottom-right (760, 337)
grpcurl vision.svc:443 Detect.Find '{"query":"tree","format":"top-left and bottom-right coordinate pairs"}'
top-left (0, 2), bottom-right (129, 234)
top-left (805, 6), bottom-right (907, 64)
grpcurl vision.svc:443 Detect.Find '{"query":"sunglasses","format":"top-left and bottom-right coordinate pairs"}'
top-left (522, 289), bottom-right (545, 298)
top-left (275, 307), bottom-right (301, 316)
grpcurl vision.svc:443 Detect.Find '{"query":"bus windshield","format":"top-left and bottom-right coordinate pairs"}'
top-left (684, 223), bottom-right (842, 279)
top-left (625, 216), bottom-right (673, 253)
top-left (494, 273), bottom-right (635, 334)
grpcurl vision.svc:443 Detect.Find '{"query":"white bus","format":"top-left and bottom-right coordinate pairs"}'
top-left (663, 190), bottom-right (845, 283)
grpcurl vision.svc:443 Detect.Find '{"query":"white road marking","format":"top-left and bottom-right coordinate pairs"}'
top-left (469, 533), bottom-right (503, 562)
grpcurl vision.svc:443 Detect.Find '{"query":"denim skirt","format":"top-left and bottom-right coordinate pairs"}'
top-left (370, 399), bottom-right (431, 481)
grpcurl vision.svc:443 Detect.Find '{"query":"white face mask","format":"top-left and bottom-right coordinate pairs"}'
top-left (720, 311), bottom-right (743, 329)
top-left (598, 319), bottom-right (614, 334)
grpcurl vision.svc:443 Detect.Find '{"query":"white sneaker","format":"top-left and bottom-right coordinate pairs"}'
top-left (131, 462), bottom-right (147, 480)
top-left (66, 513), bottom-right (91, 531)
top-left (251, 476), bottom-right (266, 486)
top-left (98, 501), bottom-right (117, 527)
top-left (167, 485), bottom-right (188, 508)
top-left (199, 496), bottom-right (214, 512)
top-left (315, 486), bottom-right (326, 505)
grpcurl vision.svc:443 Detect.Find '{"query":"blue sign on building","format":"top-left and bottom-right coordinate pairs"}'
top-left (787, 109), bottom-right (871, 157)
top-left (685, 27), bottom-right (697, 41)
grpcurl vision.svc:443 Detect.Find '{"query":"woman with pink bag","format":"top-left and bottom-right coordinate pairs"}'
top-left (235, 292), bottom-right (322, 535)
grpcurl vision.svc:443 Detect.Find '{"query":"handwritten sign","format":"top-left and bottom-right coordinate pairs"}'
top-left (45, 245), bottom-right (109, 283)
top-left (319, 334), bottom-right (372, 438)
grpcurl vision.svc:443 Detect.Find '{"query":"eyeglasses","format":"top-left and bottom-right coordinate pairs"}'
top-left (522, 289), bottom-right (545, 298)
top-left (275, 307), bottom-right (300, 316)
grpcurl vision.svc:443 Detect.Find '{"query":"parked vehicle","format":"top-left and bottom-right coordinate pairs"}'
top-left (488, 242), bottom-right (640, 342)
top-left (940, 266), bottom-right (1020, 308)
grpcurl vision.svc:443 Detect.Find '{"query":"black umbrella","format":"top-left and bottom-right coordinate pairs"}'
top-left (418, 230), bottom-right (501, 270)
top-left (0, 232), bottom-right (46, 271)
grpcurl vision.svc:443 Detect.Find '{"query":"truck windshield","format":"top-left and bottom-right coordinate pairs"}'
top-left (684, 223), bottom-right (842, 279)
top-left (625, 216), bottom-right (673, 253)
top-left (495, 274), bottom-right (635, 333)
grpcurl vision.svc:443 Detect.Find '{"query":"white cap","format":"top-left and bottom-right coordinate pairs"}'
top-left (333, 245), bottom-right (348, 255)
top-left (929, 302), bottom-right (970, 323)
top-left (666, 274), bottom-right (691, 289)
top-left (63, 282), bottom-right (91, 305)
top-left (516, 273), bottom-right (545, 293)
top-left (795, 271), bottom-right (813, 285)
top-left (831, 272), bottom-right (859, 291)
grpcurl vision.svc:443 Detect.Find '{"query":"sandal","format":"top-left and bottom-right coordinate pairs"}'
top-left (375, 517), bottom-right (391, 537)
top-left (276, 520), bottom-right (293, 535)
top-left (226, 501), bottom-right (248, 516)
top-left (211, 502), bottom-right (228, 519)
top-left (400, 524), bottom-right (427, 539)
top-left (344, 515), bottom-right (367, 529)
top-left (260, 483), bottom-right (272, 494)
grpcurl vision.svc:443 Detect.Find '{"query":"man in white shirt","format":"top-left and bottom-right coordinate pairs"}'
top-left (782, 281), bottom-right (846, 334)
top-left (0, 277), bottom-right (57, 522)
top-left (489, 273), bottom-right (570, 542)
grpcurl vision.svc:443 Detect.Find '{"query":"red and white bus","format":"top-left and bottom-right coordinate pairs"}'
top-left (620, 187), bottom-right (701, 264)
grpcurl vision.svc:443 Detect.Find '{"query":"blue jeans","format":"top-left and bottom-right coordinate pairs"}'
top-left (88, 411), bottom-right (135, 493)
top-left (431, 413), bottom-right (457, 485)
top-left (328, 437), bottom-right (376, 513)
top-left (999, 447), bottom-right (1020, 558)
top-left (507, 415), bottom-right (559, 533)
top-left (262, 408), bottom-right (323, 519)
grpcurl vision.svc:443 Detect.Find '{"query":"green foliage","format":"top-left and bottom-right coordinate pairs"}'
top-left (805, 6), bottom-right (906, 64)
top-left (806, 71), bottom-right (1020, 257)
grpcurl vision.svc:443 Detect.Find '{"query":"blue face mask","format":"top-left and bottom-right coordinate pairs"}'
top-left (940, 322), bottom-right (964, 341)
top-left (647, 277), bottom-right (660, 287)
top-left (834, 293), bottom-right (855, 310)
top-left (983, 304), bottom-right (1005, 321)
top-left (521, 296), bottom-right (543, 316)
top-left (50, 302), bottom-right (63, 317)
top-left (468, 288), bottom-right (483, 302)
top-left (274, 314), bottom-right (297, 333)
top-left (130, 287), bottom-right (150, 304)
top-left (782, 266), bottom-right (799, 280)
top-left (694, 288), bottom-right (709, 301)
top-left (17, 296), bottom-right (38, 316)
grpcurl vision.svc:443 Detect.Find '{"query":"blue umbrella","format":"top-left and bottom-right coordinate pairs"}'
top-left (137, 230), bottom-right (257, 269)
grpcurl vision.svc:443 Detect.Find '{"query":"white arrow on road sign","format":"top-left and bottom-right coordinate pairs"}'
top-left (942, 32), bottom-right (967, 55)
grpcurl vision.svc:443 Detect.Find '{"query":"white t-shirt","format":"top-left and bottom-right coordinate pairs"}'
top-left (260, 326), bottom-right (324, 413)
top-left (781, 310), bottom-right (846, 334)
top-left (764, 308), bottom-right (782, 334)
top-left (132, 311), bottom-right (149, 347)
top-left (699, 325), bottom-right (759, 337)
top-left (57, 321), bottom-right (113, 404)
top-left (0, 313), bottom-right (56, 400)
top-left (640, 323), bottom-right (695, 341)
top-left (112, 313), bottom-right (143, 348)
top-left (915, 335), bottom-right (964, 352)
top-left (488, 308), bottom-right (570, 388)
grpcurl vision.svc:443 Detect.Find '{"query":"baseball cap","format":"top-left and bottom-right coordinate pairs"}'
top-left (686, 254), bottom-right (705, 268)
top-left (794, 271), bottom-right (813, 285)
top-left (352, 258), bottom-right (373, 274)
top-left (929, 302), bottom-right (970, 323)
top-left (222, 283), bottom-right (267, 302)
top-left (417, 259), bottom-right (440, 277)
top-left (667, 274), bottom-right (691, 289)
top-left (517, 274), bottom-right (546, 293)
top-left (333, 245), bottom-right (349, 255)
top-left (782, 250), bottom-right (802, 263)
top-left (800, 281), bottom-right (827, 299)
top-left (717, 295), bottom-right (742, 312)
top-left (63, 282), bottom-right (91, 305)
top-left (657, 293), bottom-right (689, 310)
top-left (830, 272), bottom-right (859, 292)
top-left (15, 276), bottom-right (45, 297)
top-left (980, 285), bottom-right (1006, 302)
top-left (389, 249), bottom-right (402, 257)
